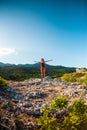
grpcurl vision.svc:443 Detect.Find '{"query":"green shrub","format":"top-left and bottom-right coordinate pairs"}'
top-left (36, 115), bottom-right (57, 130)
top-left (36, 96), bottom-right (87, 130)
top-left (0, 76), bottom-right (8, 86)
top-left (62, 99), bottom-right (87, 130)
top-left (84, 74), bottom-right (87, 85)
top-left (61, 73), bottom-right (76, 82)
top-left (48, 95), bottom-right (69, 110)
top-left (61, 72), bottom-right (87, 85)
top-left (36, 96), bottom-right (69, 130)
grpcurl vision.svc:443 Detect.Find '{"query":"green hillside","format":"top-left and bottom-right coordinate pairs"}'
top-left (61, 71), bottom-right (87, 85)
top-left (0, 62), bottom-right (76, 81)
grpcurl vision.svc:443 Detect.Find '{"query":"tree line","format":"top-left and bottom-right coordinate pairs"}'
top-left (0, 65), bottom-right (75, 81)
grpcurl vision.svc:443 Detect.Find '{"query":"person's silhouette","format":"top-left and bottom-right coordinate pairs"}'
top-left (34, 58), bottom-right (52, 78)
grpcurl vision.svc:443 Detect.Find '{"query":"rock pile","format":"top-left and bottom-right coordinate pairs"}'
top-left (0, 76), bottom-right (87, 129)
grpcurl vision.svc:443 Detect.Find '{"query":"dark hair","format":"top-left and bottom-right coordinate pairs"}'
top-left (41, 58), bottom-right (44, 61)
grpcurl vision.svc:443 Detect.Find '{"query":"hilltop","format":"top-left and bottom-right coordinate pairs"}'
top-left (0, 76), bottom-right (87, 129)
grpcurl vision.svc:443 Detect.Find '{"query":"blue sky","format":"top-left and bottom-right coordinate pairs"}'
top-left (0, 0), bottom-right (87, 67)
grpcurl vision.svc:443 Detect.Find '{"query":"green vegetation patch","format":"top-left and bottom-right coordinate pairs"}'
top-left (61, 72), bottom-right (87, 85)
top-left (0, 76), bottom-right (8, 87)
top-left (36, 96), bottom-right (87, 130)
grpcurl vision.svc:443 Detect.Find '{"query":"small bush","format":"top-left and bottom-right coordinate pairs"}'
top-left (61, 73), bottom-right (76, 82)
top-left (63, 99), bottom-right (87, 130)
top-left (61, 72), bottom-right (87, 85)
top-left (36, 96), bottom-right (87, 130)
top-left (36, 96), bottom-right (69, 130)
top-left (0, 76), bottom-right (8, 86)
top-left (84, 74), bottom-right (87, 85)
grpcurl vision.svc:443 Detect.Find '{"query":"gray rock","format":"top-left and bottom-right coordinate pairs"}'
top-left (29, 90), bottom-right (47, 98)
top-left (23, 103), bottom-right (33, 108)
top-left (27, 78), bottom-right (41, 85)
top-left (43, 76), bottom-right (53, 82)
top-left (26, 109), bottom-right (34, 115)
top-left (33, 108), bottom-right (41, 117)
top-left (80, 86), bottom-right (87, 90)
top-left (1, 117), bottom-right (16, 130)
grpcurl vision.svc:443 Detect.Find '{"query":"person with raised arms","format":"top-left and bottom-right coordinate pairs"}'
top-left (34, 58), bottom-right (53, 78)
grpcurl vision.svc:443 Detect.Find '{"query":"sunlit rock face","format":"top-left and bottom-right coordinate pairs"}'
top-left (0, 76), bottom-right (87, 129)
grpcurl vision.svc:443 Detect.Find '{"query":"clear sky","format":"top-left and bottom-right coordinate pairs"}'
top-left (0, 0), bottom-right (87, 67)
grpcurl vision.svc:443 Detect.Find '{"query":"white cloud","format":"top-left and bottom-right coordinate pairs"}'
top-left (0, 48), bottom-right (15, 56)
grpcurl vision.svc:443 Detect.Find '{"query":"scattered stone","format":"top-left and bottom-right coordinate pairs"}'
top-left (0, 77), bottom-right (87, 130)
top-left (23, 102), bottom-right (33, 108)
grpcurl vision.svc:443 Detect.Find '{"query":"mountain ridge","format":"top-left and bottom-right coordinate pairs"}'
top-left (0, 62), bottom-right (75, 69)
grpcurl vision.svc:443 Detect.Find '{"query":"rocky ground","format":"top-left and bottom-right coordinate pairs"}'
top-left (0, 76), bottom-right (87, 130)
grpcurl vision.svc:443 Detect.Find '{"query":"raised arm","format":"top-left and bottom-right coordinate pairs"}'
top-left (34, 61), bottom-right (40, 63)
top-left (45, 59), bottom-right (53, 62)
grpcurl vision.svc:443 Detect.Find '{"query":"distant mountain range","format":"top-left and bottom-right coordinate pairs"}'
top-left (0, 62), bottom-right (15, 67)
top-left (0, 62), bottom-right (75, 69)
